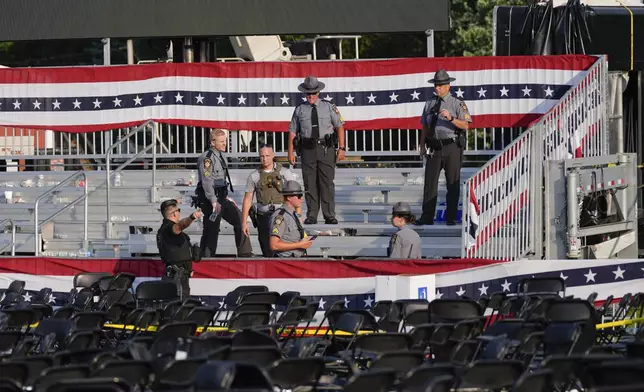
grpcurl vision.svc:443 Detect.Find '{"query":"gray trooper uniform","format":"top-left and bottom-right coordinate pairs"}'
top-left (289, 76), bottom-right (345, 224)
top-left (245, 164), bottom-right (297, 256)
top-left (388, 202), bottom-right (422, 259)
top-left (269, 181), bottom-right (308, 257)
top-left (417, 69), bottom-right (472, 226)
top-left (196, 148), bottom-right (253, 257)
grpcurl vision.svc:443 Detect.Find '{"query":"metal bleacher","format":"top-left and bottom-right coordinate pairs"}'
top-left (0, 167), bottom-right (474, 259)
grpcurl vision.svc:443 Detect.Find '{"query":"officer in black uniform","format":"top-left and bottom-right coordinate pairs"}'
top-left (195, 129), bottom-right (253, 257)
top-left (288, 76), bottom-right (346, 225)
top-left (157, 199), bottom-right (203, 300)
top-left (416, 70), bottom-right (472, 226)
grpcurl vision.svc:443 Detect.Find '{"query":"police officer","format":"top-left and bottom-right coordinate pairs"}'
top-left (288, 75), bottom-right (346, 225)
top-left (269, 181), bottom-right (314, 257)
top-left (196, 129), bottom-right (253, 257)
top-left (157, 199), bottom-right (203, 300)
top-left (416, 69), bottom-right (472, 226)
top-left (388, 202), bottom-right (421, 259)
top-left (241, 145), bottom-right (299, 257)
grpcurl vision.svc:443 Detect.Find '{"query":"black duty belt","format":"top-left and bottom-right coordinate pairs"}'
top-left (436, 138), bottom-right (456, 147)
top-left (302, 138), bottom-right (327, 148)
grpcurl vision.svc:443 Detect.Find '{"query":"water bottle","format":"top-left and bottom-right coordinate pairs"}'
top-left (209, 210), bottom-right (219, 222)
top-left (36, 175), bottom-right (44, 188)
top-left (189, 171), bottom-right (196, 186)
top-left (113, 172), bottom-right (122, 187)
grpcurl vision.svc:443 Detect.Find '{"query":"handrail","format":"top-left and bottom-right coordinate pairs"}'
top-left (105, 120), bottom-right (158, 238)
top-left (461, 55), bottom-right (609, 260)
top-left (34, 171), bottom-right (88, 256)
top-left (0, 218), bottom-right (16, 256)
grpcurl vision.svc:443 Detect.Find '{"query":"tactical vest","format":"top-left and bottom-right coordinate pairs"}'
top-left (157, 220), bottom-right (193, 265)
top-left (256, 164), bottom-right (284, 205)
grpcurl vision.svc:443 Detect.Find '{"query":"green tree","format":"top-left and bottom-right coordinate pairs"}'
top-left (438, 0), bottom-right (525, 57)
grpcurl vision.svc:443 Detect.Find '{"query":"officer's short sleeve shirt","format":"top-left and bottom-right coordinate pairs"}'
top-left (288, 100), bottom-right (345, 138)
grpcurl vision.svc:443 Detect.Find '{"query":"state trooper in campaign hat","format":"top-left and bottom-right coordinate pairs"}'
top-left (416, 69), bottom-right (472, 226)
top-left (269, 181), bottom-right (313, 257)
top-left (388, 202), bottom-right (421, 259)
top-left (281, 180), bottom-right (305, 196)
top-left (288, 75), bottom-right (346, 225)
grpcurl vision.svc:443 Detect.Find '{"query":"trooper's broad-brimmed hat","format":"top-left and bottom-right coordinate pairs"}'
top-left (281, 180), bottom-right (304, 197)
top-left (298, 75), bottom-right (326, 94)
top-left (392, 202), bottom-right (413, 215)
top-left (428, 69), bottom-right (456, 85)
top-left (160, 199), bottom-right (178, 212)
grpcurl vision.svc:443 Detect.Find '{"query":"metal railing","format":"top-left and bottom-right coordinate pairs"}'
top-left (0, 125), bottom-right (523, 169)
top-left (105, 120), bottom-right (159, 238)
top-left (34, 171), bottom-right (88, 256)
top-left (0, 219), bottom-right (16, 256)
top-left (462, 55), bottom-right (610, 260)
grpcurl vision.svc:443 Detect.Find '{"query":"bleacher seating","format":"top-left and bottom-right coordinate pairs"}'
top-left (0, 275), bottom-right (643, 391)
top-left (0, 168), bottom-right (476, 258)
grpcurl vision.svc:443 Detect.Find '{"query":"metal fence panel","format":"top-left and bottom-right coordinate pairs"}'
top-left (462, 56), bottom-right (609, 261)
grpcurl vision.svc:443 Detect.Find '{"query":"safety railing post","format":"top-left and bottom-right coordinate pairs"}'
top-left (151, 122), bottom-right (158, 203)
top-left (33, 171), bottom-right (88, 256)
top-left (104, 120), bottom-right (156, 239)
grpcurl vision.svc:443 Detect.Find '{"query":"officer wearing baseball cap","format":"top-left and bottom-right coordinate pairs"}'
top-left (156, 199), bottom-right (203, 300)
top-left (269, 181), bottom-right (314, 257)
top-left (388, 202), bottom-right (421, 259)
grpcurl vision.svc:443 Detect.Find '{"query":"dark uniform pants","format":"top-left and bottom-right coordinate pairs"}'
top-left (200, 198), bottom-right (253, 257)
top-left (256, 212), bottom-right (273, 257)
top-left (301, 144), bottom-right (336, 221)
top-left (163, 265), bottom-right (191, 301)
top-left (422, 143), bottom-right (463, 223)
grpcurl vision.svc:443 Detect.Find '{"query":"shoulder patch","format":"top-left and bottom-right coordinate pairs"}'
top-left (203, 158), bottom-right (213, 176)
top-left (390, 234), bottom-right (397, 246)
top-left (460, 101), bottom-right (469, 113)
top-left (274, 215), bottom-right (284, 227)
top-left (331, 103), bottom-right (344, 122)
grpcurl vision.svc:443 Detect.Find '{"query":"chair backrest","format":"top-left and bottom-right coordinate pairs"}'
top-left (73, 273), bottom-right (112, 290)
top-left (45, 377), bottom-right (132, 392)
top-left (0, 362), bottom-right (28, 387)
top-left (328, 311), bottom-right (365, 335)
top-left (33, 365), bottom-right (91, 391)
top-left (354, 333), bottom-right (413, 353)
top-left (268, 357), bottom-right (325, 389)
top-left (276, 291), bottom-right (302, 308)
top-left (459, 360), bottom-right (524, 389)
top-left (232, 329), bottom-right (278, 348)
top-left (242, 292), bottom-right (281, 305)
top-left (546, 299), bottom-right (598, 323)
top-left (228, 311), bottom-right (270, 330)
top-left (7, 280), bottom-right (26, 294)
top-left (428, 299), bottom-right (482, 323)
top-left (156, 321), bottom-right (198, 340)
top-left (93, 360), bottom-right (152, 387)
top-left (518, 277), bottom-right (565, 296)
top-left (135, 280), bottom-right (179, 303)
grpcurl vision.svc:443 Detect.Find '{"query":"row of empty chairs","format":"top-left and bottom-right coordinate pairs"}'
top-left (1, 273), bottom-right (643, 391)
